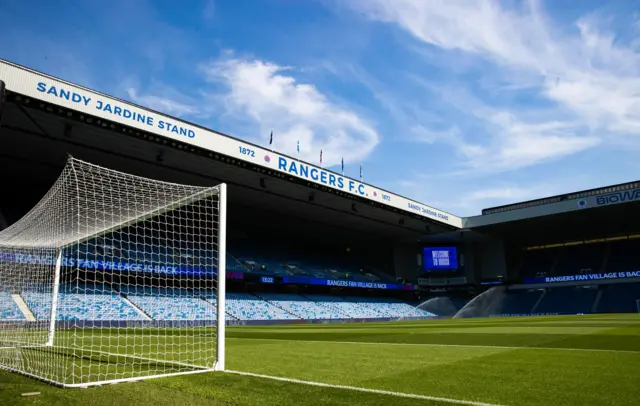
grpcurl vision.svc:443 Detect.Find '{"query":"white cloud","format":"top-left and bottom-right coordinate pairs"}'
top-left (344, 0), bottom-right (640, 173)
top-left (411, 110), bottom-right (599, 174)
top-left (466, 114), bottom-right (600, 172)
top-left (199, 54), bottom-right (379, 166)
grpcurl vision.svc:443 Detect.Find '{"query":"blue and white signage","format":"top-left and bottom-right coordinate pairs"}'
top-left (0, 59), bottom-right (461, 228)
top-left (594, 188), bottom-right (640, 206)
top-left (524, 271), bottom-right (640, 284)
top-left (282, 276), bottom-right (413, 291)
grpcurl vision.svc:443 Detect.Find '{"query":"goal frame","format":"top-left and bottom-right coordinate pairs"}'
top-left (0, 159), bottom-right (228, 388)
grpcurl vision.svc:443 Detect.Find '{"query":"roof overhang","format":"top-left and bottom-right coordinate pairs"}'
top-left (0, 59), bottom-right (461, 229)
top-left (0, 93), bottom-right (453, 243)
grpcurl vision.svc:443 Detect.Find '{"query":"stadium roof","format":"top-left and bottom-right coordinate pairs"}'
top-left (7, 57), bottom-right (638, 245)
top-left (464, 179), bottom-right (640, 230)
top-left (463, 180), bottom-right (640, 246)
top-left (0, 59), bottom-right (460, 230)
top-left (481, 180), bottom-right (640, 216)
top-left (0, 59), bottom-right (461, 243)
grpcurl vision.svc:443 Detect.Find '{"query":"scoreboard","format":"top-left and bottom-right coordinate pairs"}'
top-left (423, 246), bottom-right (459, 271)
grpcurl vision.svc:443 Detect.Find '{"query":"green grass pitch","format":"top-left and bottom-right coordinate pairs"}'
top-left (1, 313), bottom-right (639, 405)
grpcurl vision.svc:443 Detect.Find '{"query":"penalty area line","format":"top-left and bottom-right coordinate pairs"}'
top-left (225, 370), bottom-right (505, 406)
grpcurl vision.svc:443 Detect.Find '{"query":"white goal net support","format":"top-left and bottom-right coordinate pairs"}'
top-left (0, 157), bottom-right (227, 387)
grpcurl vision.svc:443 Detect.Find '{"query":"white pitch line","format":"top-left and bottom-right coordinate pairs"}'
top-left (226, 369), bottom-right (505, 406)
top-left (228, 337), bottom-right (640, 354)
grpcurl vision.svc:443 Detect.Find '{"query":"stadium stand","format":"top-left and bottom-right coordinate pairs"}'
top-left (120, 287), bottom-right (219, 321)
top-left (8, 233), bottom-right (639, 323)
top-left (233, 251), bottom-right (393, 282)
top-left (12, 285), bottom-right (433, 322)
top-left (300, 295), bottom-right (383, 318)
top-left (0, 291), bottom-right (24, 320)
top-left (225, 292), bottom-right (300, 320)
top-left (23, 284), bottom-right (143, 321)
top-left (79, 232), bottom-right (392, 285)
top-left (342, 296), bottom-right (435, 318)
top-left (257, 293), bottom-right (347, 320)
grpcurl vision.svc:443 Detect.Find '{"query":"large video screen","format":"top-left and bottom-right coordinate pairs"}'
top-left (423, 246), bottom-right (458, 271)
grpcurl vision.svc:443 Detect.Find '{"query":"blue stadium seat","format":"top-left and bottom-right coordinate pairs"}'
top-left (18, 282), bottom-right (433, 322)
top-left (224, 292), bottom-right (299, 320)
top-left (22, 284), bottom-right (144, 321)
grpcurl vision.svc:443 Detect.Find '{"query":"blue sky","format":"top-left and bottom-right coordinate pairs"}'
top-left (2, 0), bottom-right (640, 216)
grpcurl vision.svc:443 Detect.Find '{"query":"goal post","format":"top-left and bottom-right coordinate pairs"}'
top-left (46, 249), bottom-right (63, 347)
top-left (0, 156), bottom-right (227, 387)
top-left (214, 183), bottom-right (226, 372)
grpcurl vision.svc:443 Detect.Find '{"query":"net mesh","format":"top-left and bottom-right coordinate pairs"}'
top-left (0, 157), bottom-right (224, 387)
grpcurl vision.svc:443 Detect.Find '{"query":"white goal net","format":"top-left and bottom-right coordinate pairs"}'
top-left (0, 157), bottom-right (227, 387)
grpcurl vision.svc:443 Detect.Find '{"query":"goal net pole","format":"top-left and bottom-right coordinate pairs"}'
top-left (46, 249), bottom-right (63, 347)
top-left (214, 182), bottom-right (227, 372)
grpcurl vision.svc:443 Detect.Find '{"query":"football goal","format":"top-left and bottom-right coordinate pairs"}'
top-left (0, 156), bottom-right (227, 387)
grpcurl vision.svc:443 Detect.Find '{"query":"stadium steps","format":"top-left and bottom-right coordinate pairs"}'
top-left (12, 294), bottom-right (35, 321)
top-left (111, 286), bottom-right (154, 320)
top-left (119, 295), bottom-right (153, 320)
top-left (252, 293), bottom-right (303, 319)
top-left (199, 297), bottom-right (239, 320)
top-left (530, 289), bottom-right (546, 313)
